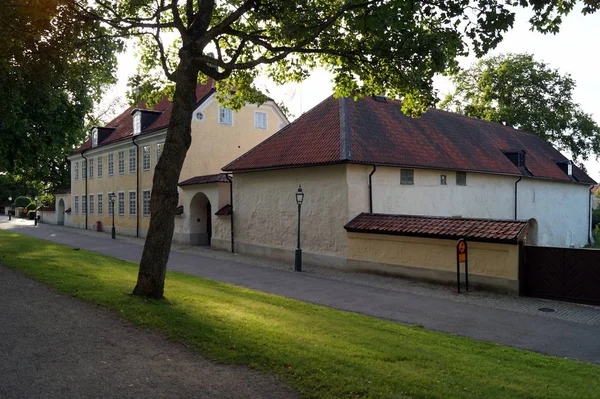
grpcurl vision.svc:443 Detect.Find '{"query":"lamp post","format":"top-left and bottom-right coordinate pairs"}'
top-left (34, 196), bottom-right (38, 226)
top-left (109, 193), bottom-right (116, 239)
top-left (8, 196), bottom-right (12, 221)
top-left (295, 185), bottom-right (304, 272)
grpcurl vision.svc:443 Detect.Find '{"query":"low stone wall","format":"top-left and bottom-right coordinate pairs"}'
top-left (346, 232), bottom-right (520, 294)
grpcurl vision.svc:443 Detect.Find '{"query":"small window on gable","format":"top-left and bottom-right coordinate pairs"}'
top-left (456, 171), bottom-right (467, 186)
top-left (400, 169), bottom-right (414, 185)
top-left (440, 175), bottom-right (447, 185)
top-left (133, 112), bottom-right (142, 135)
top-left (92, 128), bottom-right (98, 148)
top-left (254, 111), bottom-right (267, 129)
top-left (218, 106), bottom-right (233, 125)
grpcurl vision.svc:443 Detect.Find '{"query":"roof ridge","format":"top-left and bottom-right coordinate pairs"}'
top-left (361, 212), bottom-right (529, 224)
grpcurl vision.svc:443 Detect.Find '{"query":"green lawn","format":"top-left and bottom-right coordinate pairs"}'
top-left (0, 230), bottom-right (598, 399)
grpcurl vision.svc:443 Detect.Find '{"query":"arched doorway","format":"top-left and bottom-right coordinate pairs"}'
top-left (526, 218), bottom-right (538, 246)
top-left (189, 192), bottom-right (212, 246)
top-left (57, 199), bottom-right (65, 225)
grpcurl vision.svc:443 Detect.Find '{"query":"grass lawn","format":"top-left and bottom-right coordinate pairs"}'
top-left (0, 230), bottom-right (598, 398)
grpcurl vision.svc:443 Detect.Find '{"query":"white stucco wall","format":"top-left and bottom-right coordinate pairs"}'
top-left (347, 165), bottom-right (592, 248)
top-left (233, 165), bottom-right (349, 260)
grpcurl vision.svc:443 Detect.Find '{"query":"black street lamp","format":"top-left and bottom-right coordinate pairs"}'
top-left (8, 196), bottom-right (12, 221)
top-left (295, 185), bottom-right (304, 272)
top-left (109, 193), bottom-right (116, 239)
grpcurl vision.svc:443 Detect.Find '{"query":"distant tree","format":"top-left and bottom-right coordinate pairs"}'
top-left (0, 0), bottom-right (123, 191)
top-left (77, 0), bottom-right (598, 299)
top-left (440, 53), bottom-right (600, 162)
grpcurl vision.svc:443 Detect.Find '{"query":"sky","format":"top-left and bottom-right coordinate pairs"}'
top-left (111, 5), bottom-right (600, 182)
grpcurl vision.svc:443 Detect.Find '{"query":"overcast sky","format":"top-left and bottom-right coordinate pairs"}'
top-left (112, 5), bottom-right (600, 181)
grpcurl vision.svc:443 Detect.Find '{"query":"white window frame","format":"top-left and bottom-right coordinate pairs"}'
top-left (97, 156), bottom-right (103, 178)
top-left (218, 105), bottom-right (233, 125)
top-left (74, 161), bottom-right (79, 181)
top-left (118, 151), bottom-right (125, 175)
top-left (82, 160), bottom-right (86, 179)
top-left (254, 111), bottom-right (267, 129)
top-left (81, 195), bottom-right (87, 214)
top-left (118, 191), bottom-right (125, 216)
top-left (133, 112), bottom-right (142, 135)
top-left (400, 169), bottom-right (414, 185)
top-left (92, 128), bottom-right (98, 147)
top-left (142, 145), bottom-right (151, 171)
top-left (97, 193), bottom-right (103, 216)
top-left (108, 153), bottom-right (114, 176)
top-left (128, 190), bottom-right (137, 216)
top-left (89, 194), bottom-right (94, 215)
top-left (74, 196), bottom-right (79, 215)
top-left (88, 158), bottom-right (94, 179)
top-left (129, 148), bottom-right (137, 173)
top-left (142, 190), bottom-right (151, 217)
top-left (156, 142), bottom-right (164, 165)
top-left (108, 192), bottom-right (114, 216)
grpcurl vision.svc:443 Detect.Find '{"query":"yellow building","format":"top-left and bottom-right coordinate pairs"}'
top-left (63, 81), bottom-right (287, 242)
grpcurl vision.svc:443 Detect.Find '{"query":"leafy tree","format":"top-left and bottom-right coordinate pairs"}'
top-left (440, 53), bottom-right (600, 162)
top-left (0, 0), bottom-right (123, 192)
top-left (77, 0), bottom-right (598, 298)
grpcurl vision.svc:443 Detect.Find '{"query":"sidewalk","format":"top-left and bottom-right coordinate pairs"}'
top-left (2, 216), bottom-right (600, 364)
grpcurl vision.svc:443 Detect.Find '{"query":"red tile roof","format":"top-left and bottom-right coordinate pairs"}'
top-left (224, 96), bottom-right (595, 185)
top-left (178, 173), bottom-right (230, 186)
top-left (215, 204), bottom-right (232, 216)
top-left (344, 213), bottom-right (528, 244)
top-left (74, 82), bottom-right (215, 154)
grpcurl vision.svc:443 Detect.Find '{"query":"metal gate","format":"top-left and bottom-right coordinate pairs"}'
top-left (521, 245), bottom-right (600, 305)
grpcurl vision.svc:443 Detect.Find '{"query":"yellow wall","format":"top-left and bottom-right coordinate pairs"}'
top-left (346, 232), bottom-right (519, 281)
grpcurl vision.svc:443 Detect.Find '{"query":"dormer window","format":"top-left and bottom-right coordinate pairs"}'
top-left (92, 128), bottom-right (98, 148)
top-left (503, 150), bottom-right (532, 177)
top-left (133, 111), bottom-right (142, 135)
top-left (555, 160), bottom-right (577, 181)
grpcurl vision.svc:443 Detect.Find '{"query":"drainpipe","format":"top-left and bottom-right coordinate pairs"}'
top-left (589, 186), bottom-right (594, 245)
top-left (368, 165), bottom-right (377, 213)
top-left (132, 136), bottom-right (140, 237)
top-left (226, 174), bottom-right (234, 253)
top-left (514, 176), bottom-right (522, 220)
top-left (81, 150), bottom-right (88, 230)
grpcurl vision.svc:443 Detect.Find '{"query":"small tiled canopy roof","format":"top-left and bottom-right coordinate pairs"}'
top-left (344, 213), bottom-right (528, 244)
top-left (37, 206), bottom-right (56, 212)
top-left (179, 173), bottom-right (230, 186)
top-left (215, 204), bottom-right (232, 216)
top-left (224, 96), bottom-right (595, 185)
top-left (73, 82), bottom-right (215, 154)
top-left (65, 208), bottom-right (72, 213)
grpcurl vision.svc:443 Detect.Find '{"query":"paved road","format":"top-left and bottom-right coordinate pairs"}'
top-left (3, 217), bottom-right (600, 365)
top-left (0, 265), bottom-right (297, 399)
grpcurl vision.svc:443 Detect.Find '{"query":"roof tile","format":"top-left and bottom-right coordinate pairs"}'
top-left (179, 173), bottom-right (230, 186)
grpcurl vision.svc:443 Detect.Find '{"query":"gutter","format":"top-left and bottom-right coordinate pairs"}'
top-left (226, 174), bottom-right (234, 253)
top-left (368, 165), bottom-right (377, 213)
top-left (132, 135), bottom-right (140, 237)
top-left (81, 149), bottom-right (88, 230)
top-left (514, 176), bottom-right (522, 220)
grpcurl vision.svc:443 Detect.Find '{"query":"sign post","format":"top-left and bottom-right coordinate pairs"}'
top-left (456, 238), bottom-right (469, 293)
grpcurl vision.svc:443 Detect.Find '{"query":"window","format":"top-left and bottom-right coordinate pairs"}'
top-left (92, 128), bottom-right (98, 147)
top-left (118, 192), bottom-right (125, 216)
top-left (133, 112), bottom-right (141, 135)
top-left (98, 193), bottom-right (103, 215)
top-left (142, 145), bottom-right (151, 171)
top-left (108, 192), bottom-right (114, 216)
top-left (82, 160), bottom-right (86, 178)
top-left (74, 196), bottom-right (79, 215)
top-left (89, 194), bottom-right (94, 215)
top-left (218, 105), bottom-right (233, 125)
top-left (129, 191), bottom-right (137, 216)
top-left (129, 148), bottom-right (136, 173)
top-left (156, 143), bottom-right (164, 164)
top-left (400, 169), bottom-right (414, 185)
top-left (254, 111), bottom-right (267, 129)
top-left (456, 171), bottom-right (467, 186)
top-left (440, 175), bottom-right (447, 185)
top-left (97, 156), bottom-right (103, 178)
top-left (142, 190), bottom-right (151, 217)
top-left (118, 151), bottom-right (125, 175)
top-left (108, 153), bottom-right (114, 176)
top-left (82, 195), bottom-right (87, 214)
top-left (74, 161), bottom-right (79, 181)
top-left (88, 158), bottom-right (94, 179)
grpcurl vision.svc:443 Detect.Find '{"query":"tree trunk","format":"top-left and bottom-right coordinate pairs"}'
top-left (133, 53), bottom-right (199, 299)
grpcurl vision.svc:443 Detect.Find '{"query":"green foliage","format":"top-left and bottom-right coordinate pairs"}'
top-left (0, 173), bottom-right (44, 206)
top-left (25, 203), bottom-right (37, 211)
top-left (593, 208), bottom-right (600, 228)
top-left (14, 196), bottom-right (32, 208)
top-left (1, 230), bottom-right (600, 399)
top-left (0, 0), bottom-right (123, 191)
top-left (440, 53), bottom-right (600, 162)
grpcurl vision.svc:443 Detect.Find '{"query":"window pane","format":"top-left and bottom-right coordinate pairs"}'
top-left (97, 157), bottom-right (103, 178)
top-left (89, 195), bottom-right (94, 215)
top-left (89, 158), bottom-right (94, 179)
top-left (255, 112), bottom-right (267, 129)
top-left (129, 148), bottom-right (136, 173)
top-left (143, 145), bottom-right (151, 171)
top-left (129, 191), bottom-right (136, 216)
top-left (118, 192), bottom-right (125, 216)
top-left (400, 169), bottom-right (414, 185)
top-left (108, 154), bottom-right (114, 176)
top-left (98, 194), bottom-right (103, 215)
top-left (143, 190), bottom-right (151, 216)
top-left (456, 172), bottom-right (467, 186)
top-left (118, 151), bottom-right (125, 174)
